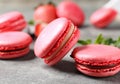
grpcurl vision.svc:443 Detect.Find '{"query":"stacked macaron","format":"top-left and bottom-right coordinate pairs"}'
top-left (0, 11), bottom-right (32, 59)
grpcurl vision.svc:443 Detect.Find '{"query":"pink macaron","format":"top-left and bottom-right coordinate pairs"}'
top-left (71, 44), bottom-right (120, 77)
top-left (34, 17), bottom-right (80, 66)
top-left (0, 11), bottom-right (27, 32)
top-left (90, 8), bottom-right (117, 28)
top-left (0, 31), bottom-right (32, 59)
top-left (90, 0), bottom-right (120, 28)
top-left (57, 1), bottom-right (85, 27)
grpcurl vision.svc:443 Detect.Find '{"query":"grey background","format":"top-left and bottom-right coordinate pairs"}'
top-left (0, 0), bottom-right (120, 84)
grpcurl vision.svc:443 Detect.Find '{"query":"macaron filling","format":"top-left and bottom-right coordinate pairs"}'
top-left (78, 62), bottom-right (120, 69)
top-left (76, 61), bottom-right (120, 72)
top-left (0, 46), bottom-right (28, 52)
top-left (45, 23), bottom-right (75, 61)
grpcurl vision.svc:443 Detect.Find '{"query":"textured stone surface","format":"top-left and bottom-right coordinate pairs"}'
top-left (0, 0), bottom-right (120, 84)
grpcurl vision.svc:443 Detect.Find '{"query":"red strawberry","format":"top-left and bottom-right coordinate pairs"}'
top-left (35, 23), bottom-right (47, 37)
top-left (34, 3), bottom-right (57, 23)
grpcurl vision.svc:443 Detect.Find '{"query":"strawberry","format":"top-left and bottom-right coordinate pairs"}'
top-left (34, 2), bottom-right (57, 23)
top-left (35, 23), bottom-right (47, 37)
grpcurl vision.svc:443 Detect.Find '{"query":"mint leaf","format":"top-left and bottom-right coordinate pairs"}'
top-left (94, 34), bottom-right (104, 44)
top-left (78, 39), bottom-right (92, 45)
top-left (102, 38), bottom-right (115, 45)
top-left (114, 37), bottom-right (120, 48)
top-left (28, 20), bottom-right (35, 25)
top-left (77, 34), bottom-right (120, 48)
top-left (86, 39), bottom-right (92, 44)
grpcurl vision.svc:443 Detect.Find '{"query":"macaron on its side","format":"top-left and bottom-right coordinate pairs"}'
top-left (0, 31), bottom-right (32, 59)
top-left (44, 23), bottom-right (80, 65)
top-left (90, 8), bottom-right (117, 28)
top-left (57, 1), bottom-right (85, 26)
top-left (34, 18), bottom-right (69, 58)
top-left (42, 21), bottom-right (73, 59)
top-left (0, 11), bottom-right (27, 32)
top-left (72, 44), bottom-right (120, 77)
top-left (34, 18), bottom-right (80, 65)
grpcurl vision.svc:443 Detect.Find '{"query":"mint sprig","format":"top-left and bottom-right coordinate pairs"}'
top-left (94, 34), bottom-right (104, 44)
top-left (102, 38), bottom-right (115, 45)
top-left (78, 39), bottom-right (92, 45)
top-left (77, 34), bottom-right (120, 48)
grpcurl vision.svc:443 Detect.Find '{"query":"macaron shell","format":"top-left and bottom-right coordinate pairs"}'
top-left (0, 20), bottom-right (26, 32)
top-left (45, 26), bottom-right (80, 65)
top-left (0, 11), bottom-right (27, 31)
top-left (0, 31), bottom-right (32, 51)
top-left (9, 21), bottom-right (27, 31)
top-left (72, 44), bottom-right (120, 65)
top-left (90, 8), bottom-right (117, 28)
top-left (76, 64), bottom-right (120, 77)
top-left (42, 21), bottom-right (72, 59)
top-left (0, 11), bottom-right (23, 23)
top-left (57, 1), bottom-right (85, 26)
top-left (34, 18), bottom-right (69, 58)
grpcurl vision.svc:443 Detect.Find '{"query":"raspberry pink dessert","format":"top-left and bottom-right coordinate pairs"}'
top-left (90, 0), bottom-right (120, 28)
top-left (34, 18), bottom-right (80, 66)
top-left (0, 11), bottom-right (27, 32)
top-left (0, 31), bottom-right (32, 59)
top-left (72, 44), bottom-right (120, 77)
top-left (57, 1), bottom-right (85, 27)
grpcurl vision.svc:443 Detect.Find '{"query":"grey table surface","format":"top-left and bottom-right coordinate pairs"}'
top-left (1, 0), bottom-right (120, 84)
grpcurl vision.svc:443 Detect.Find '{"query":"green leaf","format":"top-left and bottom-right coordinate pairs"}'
top-left (77, 39), bottom-right (92, 45)
top-left (28, 20), bottom-right (35, 25)
top-left (94, 34), bottom-right (104, 44)
top-left (86, 39), bottom-right (92, 44)
top-left (77, 34), bottom-right (120, 48)
top-left (102, 38), bottom-right (115, 45)
top-left (114, 37), bottom-right (120, 48)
